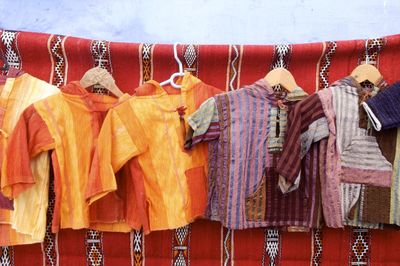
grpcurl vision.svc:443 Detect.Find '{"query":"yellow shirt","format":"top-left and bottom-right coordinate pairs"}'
top-left (0, 73), bottom-right (58, 245)
top-left (87, 72), bottom-right (222, 231)
top-left (2, 82), bottom-right (131, 234)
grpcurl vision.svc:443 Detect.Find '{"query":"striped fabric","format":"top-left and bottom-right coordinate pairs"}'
top-left (362, 82), bottom-right (400, 131)
top-left (0, 74), bottom-right (58, 245)
top-left (330, 78), bottom-right (393, 227)
top-left (87, 72), bottom-right (223, 232)
top-left (188, 79), bottom-right (320, 229)
top-left (3, 81), bottom-right (132, 235)
top-left (390, 129), bottom-right (400, 225)
top-left (279, 76), bottom-right (393, 228)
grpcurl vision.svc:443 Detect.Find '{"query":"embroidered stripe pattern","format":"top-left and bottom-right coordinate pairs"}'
top-left (129, 41), bottom-right (155, 266)
top-left (90, 40), bottom-right (112, 94)
top-left (349, 228), bottom-right (371, 266)
top-left (311, 228), bottom-right (323, 266)
top-left (310, 41), bottom-right (337, 265)
top-left (48, 34), bottom-right (68, 88)
top-left (84, 39), bottom-right (111, 266)
top-left (347, 37), bottom-right (385, 265)
top-left (0, 246), bottom-right (14, 266)
top-left (171, 44), bottom-right (198, 266)
top-left (130, 230), bottom-right (144, 266)
top-left (41, 34), bottom-right (68, 266)
top-left (139, 43), bottom-right (154, 85)
top-left (182, 44), bottom-right (199, 76)
top-left (0, 30), bottom-right (21, 75)
top-left (226, 45), bottom-right (243, 91)
top-left (262, 44), bottom-right (292, 266)
top-left (221, 227), bottom-right (233, 266)
top-left (317, 41), bottom-right (337, 91)
top-left (262, 229), bottom-right (281, 266)
top-left (172, 225), bottom-right (191, 266)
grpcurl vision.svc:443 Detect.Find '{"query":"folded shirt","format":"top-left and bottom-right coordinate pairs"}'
top-left (362, 82), bottom-right (400, 131)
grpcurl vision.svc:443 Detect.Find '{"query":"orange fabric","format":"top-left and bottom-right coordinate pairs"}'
top-left (87, 72), bottom-right (223, 232)
top-left (3, 81), bottom-right (132, 233)
top-left (0, 73), bottom-right (58, 245)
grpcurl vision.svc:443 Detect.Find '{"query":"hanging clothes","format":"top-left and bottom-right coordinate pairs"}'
top-left (185, 79), bottom-right (321, 230)
top-left (2, 81), bottom-right (132, 234)
top-left (86, 72), bottom-right (223, 232)
top-left (277, 76), bottom-right (393, 228)
top-left (362, 82), bottom-right (400, 131)
top-left (0, 73), bottom-right (58, 245)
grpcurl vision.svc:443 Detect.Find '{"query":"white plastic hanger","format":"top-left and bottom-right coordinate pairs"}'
top-left (159, 42), bottom-right (185, 89)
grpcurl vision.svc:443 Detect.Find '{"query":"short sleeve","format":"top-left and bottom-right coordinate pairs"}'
top-left (1, 104), bottom-right (55, 198)
top-left (185, 97), bottom-right (220, 149)
top-left (276, 94), bottom-right (327, 192)
top-left (86, 103), bottom-right (147, 204)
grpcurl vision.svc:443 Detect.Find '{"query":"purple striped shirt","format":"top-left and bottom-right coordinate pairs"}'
top-left (187, 80), bottom-right (321, 229)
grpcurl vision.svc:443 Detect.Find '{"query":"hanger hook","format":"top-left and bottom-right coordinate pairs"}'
top-left (173, 42), bottom-right (183, 73)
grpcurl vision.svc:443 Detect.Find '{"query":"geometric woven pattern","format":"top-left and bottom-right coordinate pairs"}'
top-left (90, 40), bottom-right (112, 94)
top-left (270, 44), bottom-right (292, 70)
top-left (226, 45), bottom-right (243, 91)
top-left (262, 229), bottom-right (281, 266)
top-left (85, 229), bottom-right (104, 266)
top-left (349, 228), bottom-right (371, 266)
top-left (139, 43), bottom-right (154, 84)
top-left (0, 30), bottom-right (21, 74)
top-left (317, 41), bottom-right (337, 91)
top-left (222, 227), bottom-right (233, 266)
top-left (131, 230), bottom-right (144, 266)
top-left (172, 225), bottom-right (191, 266)
top-left (182, 44), bottom-right (199, 76)
top-left (41, 173), bottom-right (58, 266)
top-left (311, 228), bottom-right (323, 266)
top-left (359, 37), bottom-right (386, 66)
top-left (48, 34), bottom-right (67, 88)
top-left (0, 246), bottom-right (14, 266)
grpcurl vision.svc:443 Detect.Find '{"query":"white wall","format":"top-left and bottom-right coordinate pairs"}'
top-left (0, 0), bottom-right (399, 44)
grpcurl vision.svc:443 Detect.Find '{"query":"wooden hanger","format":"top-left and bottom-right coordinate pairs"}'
top-left (80, 67), bottom-right (124, 97)
top-left (350, 64), bottom-right (383, 86)
top-left (264, 67), bottom-right (297, 92)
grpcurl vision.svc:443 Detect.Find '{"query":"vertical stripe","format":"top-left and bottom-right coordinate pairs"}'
top-left (43, 33), bottom-right (67, 266)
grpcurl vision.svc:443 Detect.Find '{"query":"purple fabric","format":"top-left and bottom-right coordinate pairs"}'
top-left (0, 193), bottom-right (13, 210)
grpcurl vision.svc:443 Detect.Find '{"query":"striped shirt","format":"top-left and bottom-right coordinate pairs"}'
top-left (278, 76), bottom-right (393, 228)
top-left (187, 79), bottom-right (321, 229)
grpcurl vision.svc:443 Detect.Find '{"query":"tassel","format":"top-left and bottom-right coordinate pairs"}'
top-left (176, 105), bottom-right (187, 140)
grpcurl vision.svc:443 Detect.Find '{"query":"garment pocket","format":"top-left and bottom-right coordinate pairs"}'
top-left (245, 175), bottom-right (266, 222)
top-left (185, 166), bottom-right (207, 218)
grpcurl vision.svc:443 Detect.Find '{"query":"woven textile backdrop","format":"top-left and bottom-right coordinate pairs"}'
top-left (0, 29), bottom-right (400, 266)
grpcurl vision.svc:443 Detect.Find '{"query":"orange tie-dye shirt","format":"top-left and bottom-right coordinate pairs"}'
top-left (0, 73), bottom-right (58, 246)
top-left (87, 72), bottom-right (223, 232)
top-left (3, 81), bottom-right (132, 234)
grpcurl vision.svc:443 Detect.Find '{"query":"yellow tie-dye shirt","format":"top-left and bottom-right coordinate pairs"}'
top-left (87, 72), bottom-right (223, 232)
